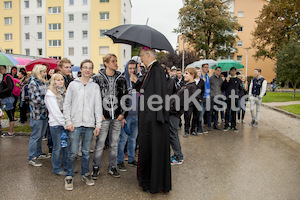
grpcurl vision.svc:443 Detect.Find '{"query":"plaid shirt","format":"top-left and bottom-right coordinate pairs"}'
top-left (28, 77), bottom-right (48, 120)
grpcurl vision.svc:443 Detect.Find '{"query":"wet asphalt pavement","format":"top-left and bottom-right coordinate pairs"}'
top-left (1, 107), bottom-right (300, 200)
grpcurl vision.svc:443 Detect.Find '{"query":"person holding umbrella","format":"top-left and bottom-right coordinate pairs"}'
top-left (132, 48), bottom-right (171, 194)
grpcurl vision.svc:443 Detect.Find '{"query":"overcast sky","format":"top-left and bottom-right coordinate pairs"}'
top-left (131, 0), bottom-right (184, 50)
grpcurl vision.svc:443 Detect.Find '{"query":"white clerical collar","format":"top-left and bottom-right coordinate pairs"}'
top-left (147, 60), bottom-right (157, 69)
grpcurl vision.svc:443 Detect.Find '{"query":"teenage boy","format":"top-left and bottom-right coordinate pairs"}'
top-left (249, 68), bottom-right (267, 127)
top-left (117, 60), bottom-right (139, 172)
top-left (209, 67), bottom-right (224, 130)
top-left (92, 54), bottom-right (128, 179)
top-left (222, 67), bottom-right (243, 132)
top-left (58, 58), bottom-right (73, 88)
top-left (63, 59), bottom-right (102, 191)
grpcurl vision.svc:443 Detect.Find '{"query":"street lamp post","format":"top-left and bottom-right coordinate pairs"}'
top-left (182, 34), bottom-right (185, 73)
top-left (244, 47), bottom-right (251, 77)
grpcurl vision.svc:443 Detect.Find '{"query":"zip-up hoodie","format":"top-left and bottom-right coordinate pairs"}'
top-left (45, 90), bottom-right (66, 128)
top-left (92, 68), bottom-right (128, 119)
top-left (63, 78), bottom-right (102, 128)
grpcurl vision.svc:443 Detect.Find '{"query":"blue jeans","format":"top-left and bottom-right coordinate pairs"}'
top-left (50, 126), bottom-right (68, 174)
top-left (66, 127), bottom-right (94, 177)
top-left (93, 119), bottom-right (122, 170)
top-left (28, 119), bottom-right (48, 161)
top-left (117, 116), bottom-right (138, 163)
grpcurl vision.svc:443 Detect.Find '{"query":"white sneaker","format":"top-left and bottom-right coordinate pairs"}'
top-left (29, 158), bottom-right (42, 167)
top-left (242, 120), bottom-right (246, 124)
top-left (237, 120), bottom-right (240, 123)
top-left (65, 176), bottom-right (73, 191)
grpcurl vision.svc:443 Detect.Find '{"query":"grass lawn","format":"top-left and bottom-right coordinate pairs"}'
top-left (262, 92), bottom-right (300, 103)
top-left (2, 125), bottom-right (31, 132)
top-left (277, 104), bottom-right (300, 116)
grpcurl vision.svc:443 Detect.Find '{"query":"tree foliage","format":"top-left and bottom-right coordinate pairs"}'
top-left (276, 40), bottom-right (300, 98)
top-left (131, 47), bottom-right (142, 57)
top-left (158, 51), bottom-right (199, 69)
top-left (175, 0), bottom-right (239, 59)
top-left (252, 0), bottom-right (300, 60)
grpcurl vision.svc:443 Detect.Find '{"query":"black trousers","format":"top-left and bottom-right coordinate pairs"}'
top-left (184, 105), bottom-right (199, 133)
top-left (225, 99), bottom-right (238, 128)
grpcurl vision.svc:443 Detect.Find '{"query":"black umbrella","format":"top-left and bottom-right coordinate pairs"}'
top-left (104, 24), bottom-right (175, 54)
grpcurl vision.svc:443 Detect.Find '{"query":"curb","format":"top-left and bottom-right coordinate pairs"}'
top-left (1, 131), bottom-right (30, 136)
top-left (262, 103), bottom-right (300, 119)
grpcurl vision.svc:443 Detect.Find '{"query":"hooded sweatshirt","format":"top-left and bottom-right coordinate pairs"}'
top-left (63, 78), bottom-right (102, 129)
top-left (124, 60), bottom-right (139, 117)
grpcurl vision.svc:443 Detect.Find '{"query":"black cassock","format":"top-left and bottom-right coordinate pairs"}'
top-left (137, 61), bottom-right (171, 194)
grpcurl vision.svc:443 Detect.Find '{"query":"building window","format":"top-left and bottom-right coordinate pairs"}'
top-left (100, 12), bottom-right (109, 20)
top-left (100, 0), bottom-right (109, 2)
top-left (124, 18), bottom-right (126, 24)
top-left (37, 48), bottom-right (42, 56)
top-left (238, 26), bottom-right (243, 32)
top-left (83, 0), bottom-right (88, 5)
top-left (37, 16), bottom-right (42, 24)
top-left (82, 13), bottom-right (88, 21)
top-left (37, 0), bottom-right (42, 7)
top-left (238, 11), bottom-right (244, 18)
top-left (49, 40), bottom-right (62, 47)
top-left (69, 14), bottom-right (74, 22)
top-left (5, 49), bottom-right (13, 54)
top-left (69, 0), bottom-right (74, 5)
top-left (24, 17), bottom-right (29, 25)
top-left (237, 41), bottom-right (243, 47)
top-left (37, 32), bottom-right (42, 39)
top-left (69, 31), bottom-right (74, 39)
top-left (25, 33), bottom-right (30, 40)
top-left (99, 46), bottom-right (109, 55)
top-left (49, 56), bottom-right (62, 60)
top-left (4, 17), bottom-right (12, 25)
top-left (49, 23), bottom-right (61, 31)
top-left (24, 0), bottom-right (29, 8)
top-left (48, 7), bottom-right (61, 14)
top-left (4, 1), bottom-right (12, 9)
top-left (25, 49), bottom-right (30, 56)
top-left (99, 29), bottom-right (108, 37)
top-left (237, 55), bottom-right (243, 61)
top-left (5, 33), bottom-right (12, 41)
top-left (69, 47), bottom-right (74, 56)
top-left (82, 30), bottom-right (88, 38)
top-left (124, 49), bottom-right (126, 58)
top-left (82, 47), bottom-right (88, 55)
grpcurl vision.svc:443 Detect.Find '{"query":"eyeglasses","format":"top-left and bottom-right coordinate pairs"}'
top-left (82, 67), bottom-right (93, 70)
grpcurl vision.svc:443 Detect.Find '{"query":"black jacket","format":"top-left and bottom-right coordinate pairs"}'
top-left (0, 74), bottom-right (14, 99)
top-left (222, 77), bottom-right (243, 99)
top-left (92, 69), bottom-right (128, 120)
top-left (196, 78), bottom-right (205, 101)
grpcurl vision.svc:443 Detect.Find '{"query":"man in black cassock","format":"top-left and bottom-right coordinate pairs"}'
top-left (131, 48), bottom-right (171, 194)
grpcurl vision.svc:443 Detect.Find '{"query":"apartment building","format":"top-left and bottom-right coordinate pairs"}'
top-left (0, 0), bottom-right (132, 72)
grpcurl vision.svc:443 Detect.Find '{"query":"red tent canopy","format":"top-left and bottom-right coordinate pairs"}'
top-left (25, 58), bottom-right (59, 71)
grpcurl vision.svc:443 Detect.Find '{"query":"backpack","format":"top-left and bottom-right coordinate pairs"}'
top-left (4, 74), bottom-right (21, 97)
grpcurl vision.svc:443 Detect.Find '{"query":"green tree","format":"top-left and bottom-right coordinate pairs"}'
top-left (159, 51), bottom-right (198, 69)
top-left (252, 0), bottom-right (300, 60)
top-left (131, 47), bottom-right (142, 57)
top-left (175, 0), bottom-right (239, 59)
top-left (276, 40), bottom-right (300, 98)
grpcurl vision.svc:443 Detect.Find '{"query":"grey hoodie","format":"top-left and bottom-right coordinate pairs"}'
top-left (63, 78), bottom-right (102, 129)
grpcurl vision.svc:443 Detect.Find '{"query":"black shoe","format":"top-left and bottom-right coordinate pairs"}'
top-left (207, 127), bottom-right (212, 131)
top-left (233, 127), bottom-right (238, 132)
top-left (128, 160), bottom-right (138, 167)
top-left (214, 125), bottom-right (221, 130)
top-left (223, 126), bottom-right (230, 131)
top-left (92, 166), bottom-right (100, 180)
top-left (117, 162), bottom-right (127, 172)
top-left (108, 167), bottom-right (120, 178)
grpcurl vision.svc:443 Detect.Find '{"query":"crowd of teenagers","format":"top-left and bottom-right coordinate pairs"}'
top-left (0, 49), bottom-right (267, 193)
